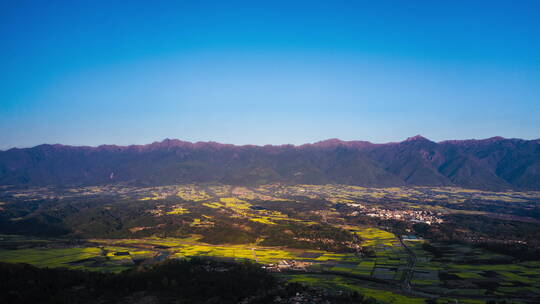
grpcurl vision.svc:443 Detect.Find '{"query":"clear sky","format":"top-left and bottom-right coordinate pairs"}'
top-left (1, 0), bottom-right (539, 149)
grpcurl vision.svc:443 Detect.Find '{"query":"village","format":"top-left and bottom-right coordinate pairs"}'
top-left (263, 259), bottom-right (313, 272)
top-left (346, 202), bottom-right (444, 225)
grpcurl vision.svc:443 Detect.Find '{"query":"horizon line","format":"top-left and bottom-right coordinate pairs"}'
top-left (3, 135), bottom-right (539, 152)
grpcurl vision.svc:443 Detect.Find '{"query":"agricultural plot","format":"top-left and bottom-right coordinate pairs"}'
top-left (282, 270), bottom-right (514, 304)
top-left (256, 184), bottom-right (540, 215)
top-left (139, 191), bottom-right (169, 201)
top-left (0, 247), bottom-right (130, 272)
top-left (207, 185), bottom-right (232, 197)
top-left (167, 205), bottom-right (189, 215)
top-left (2, 232), bottom-right (540, 303)
top-left (93, 235), bottom-right (313, 264)
top-left (176, 185), bottom-right (211, 201)
top-left (408, 241), bottom-right (540, 300)
top-left (198, 196), bottom-right (302, 225)
top-left (92, 235), bottom-right (388, 272)
top-left (352, 227), bottom-right (409, 281)
top-left (171, 244), bottom-right (301, 263)
top-left (0, 247), bottom-right (102, 268)
top-left (190, 217), bottom-right (214, 227)
top-left (135, 186), bottom-right (180, 201)
top-left (3, 184), bottom-right (540, 303)
top-left (282, 273), bottom-right (428, 304)
top-left (202, 202), bottom-right (223, 209)
top-left (220, 197), bottom-right (252, 210)
top-left (285, 227), bottom-right (412, 281)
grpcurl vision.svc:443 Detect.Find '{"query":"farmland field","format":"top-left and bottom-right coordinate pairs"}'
top-left (1, 184), bottom-right (540, 303)
top-left (2, 229), bottom-right (540, 303)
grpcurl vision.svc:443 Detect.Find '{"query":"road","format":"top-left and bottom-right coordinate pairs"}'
top-left (398, 236), bottom-right (417, 291)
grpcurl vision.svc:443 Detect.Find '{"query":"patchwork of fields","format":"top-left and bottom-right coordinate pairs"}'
top-left (407, 242), bottom-right (540, 300)
top-left (2, 184), bottom-right (540, 303)
top-left (3, 227), bottom-right (539, 303)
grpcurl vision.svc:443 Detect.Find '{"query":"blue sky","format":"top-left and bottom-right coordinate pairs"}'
top-left (1, 0), bottom-right (539, 149)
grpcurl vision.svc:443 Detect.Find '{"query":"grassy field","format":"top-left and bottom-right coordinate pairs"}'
top-left (0, 247), bottom-right (101, 267)
top-left (0, 247), bottom-right (130, 272)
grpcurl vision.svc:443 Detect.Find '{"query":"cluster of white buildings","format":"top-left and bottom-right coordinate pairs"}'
top-left (347, 203), bottom-right (444, 225)
top-left (263, 260), bottom-right (312, 272)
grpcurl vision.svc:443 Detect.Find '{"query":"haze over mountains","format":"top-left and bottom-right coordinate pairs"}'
top-left (1, 136), bottom-right (539, 191)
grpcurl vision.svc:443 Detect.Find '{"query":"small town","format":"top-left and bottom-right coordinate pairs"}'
top-left (263, 260), bottom-right (313, 272)
top-left (346, 202), bottom-right (444, 225)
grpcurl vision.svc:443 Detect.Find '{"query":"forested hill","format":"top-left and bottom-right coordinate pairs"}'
top-left (1, 136), bottom-right (539, 190)
top-left (0, 259), bottom-right (366, 304)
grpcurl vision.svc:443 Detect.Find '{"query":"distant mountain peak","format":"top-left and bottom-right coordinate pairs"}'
top-left (149, 138), bottom-right (191, 148)
top-left (404, 135), bottom-right (432, 143)
top-left (312, 138), bottom-right (345, 146)
top-left (308, 138), bottom-right (373, 149)
top-left (486, 136), bottom-right (505, 141)
top-left (439, 136), bottom-right (516, 146)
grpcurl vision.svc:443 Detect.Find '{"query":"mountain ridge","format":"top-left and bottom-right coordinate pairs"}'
top-left (1, 136), bottom-right (538, 191)
top-left (1, 135), bottom-right (527, 152)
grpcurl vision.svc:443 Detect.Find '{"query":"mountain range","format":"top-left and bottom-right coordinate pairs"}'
top-left (1, 136), bottom-right (539, 191)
